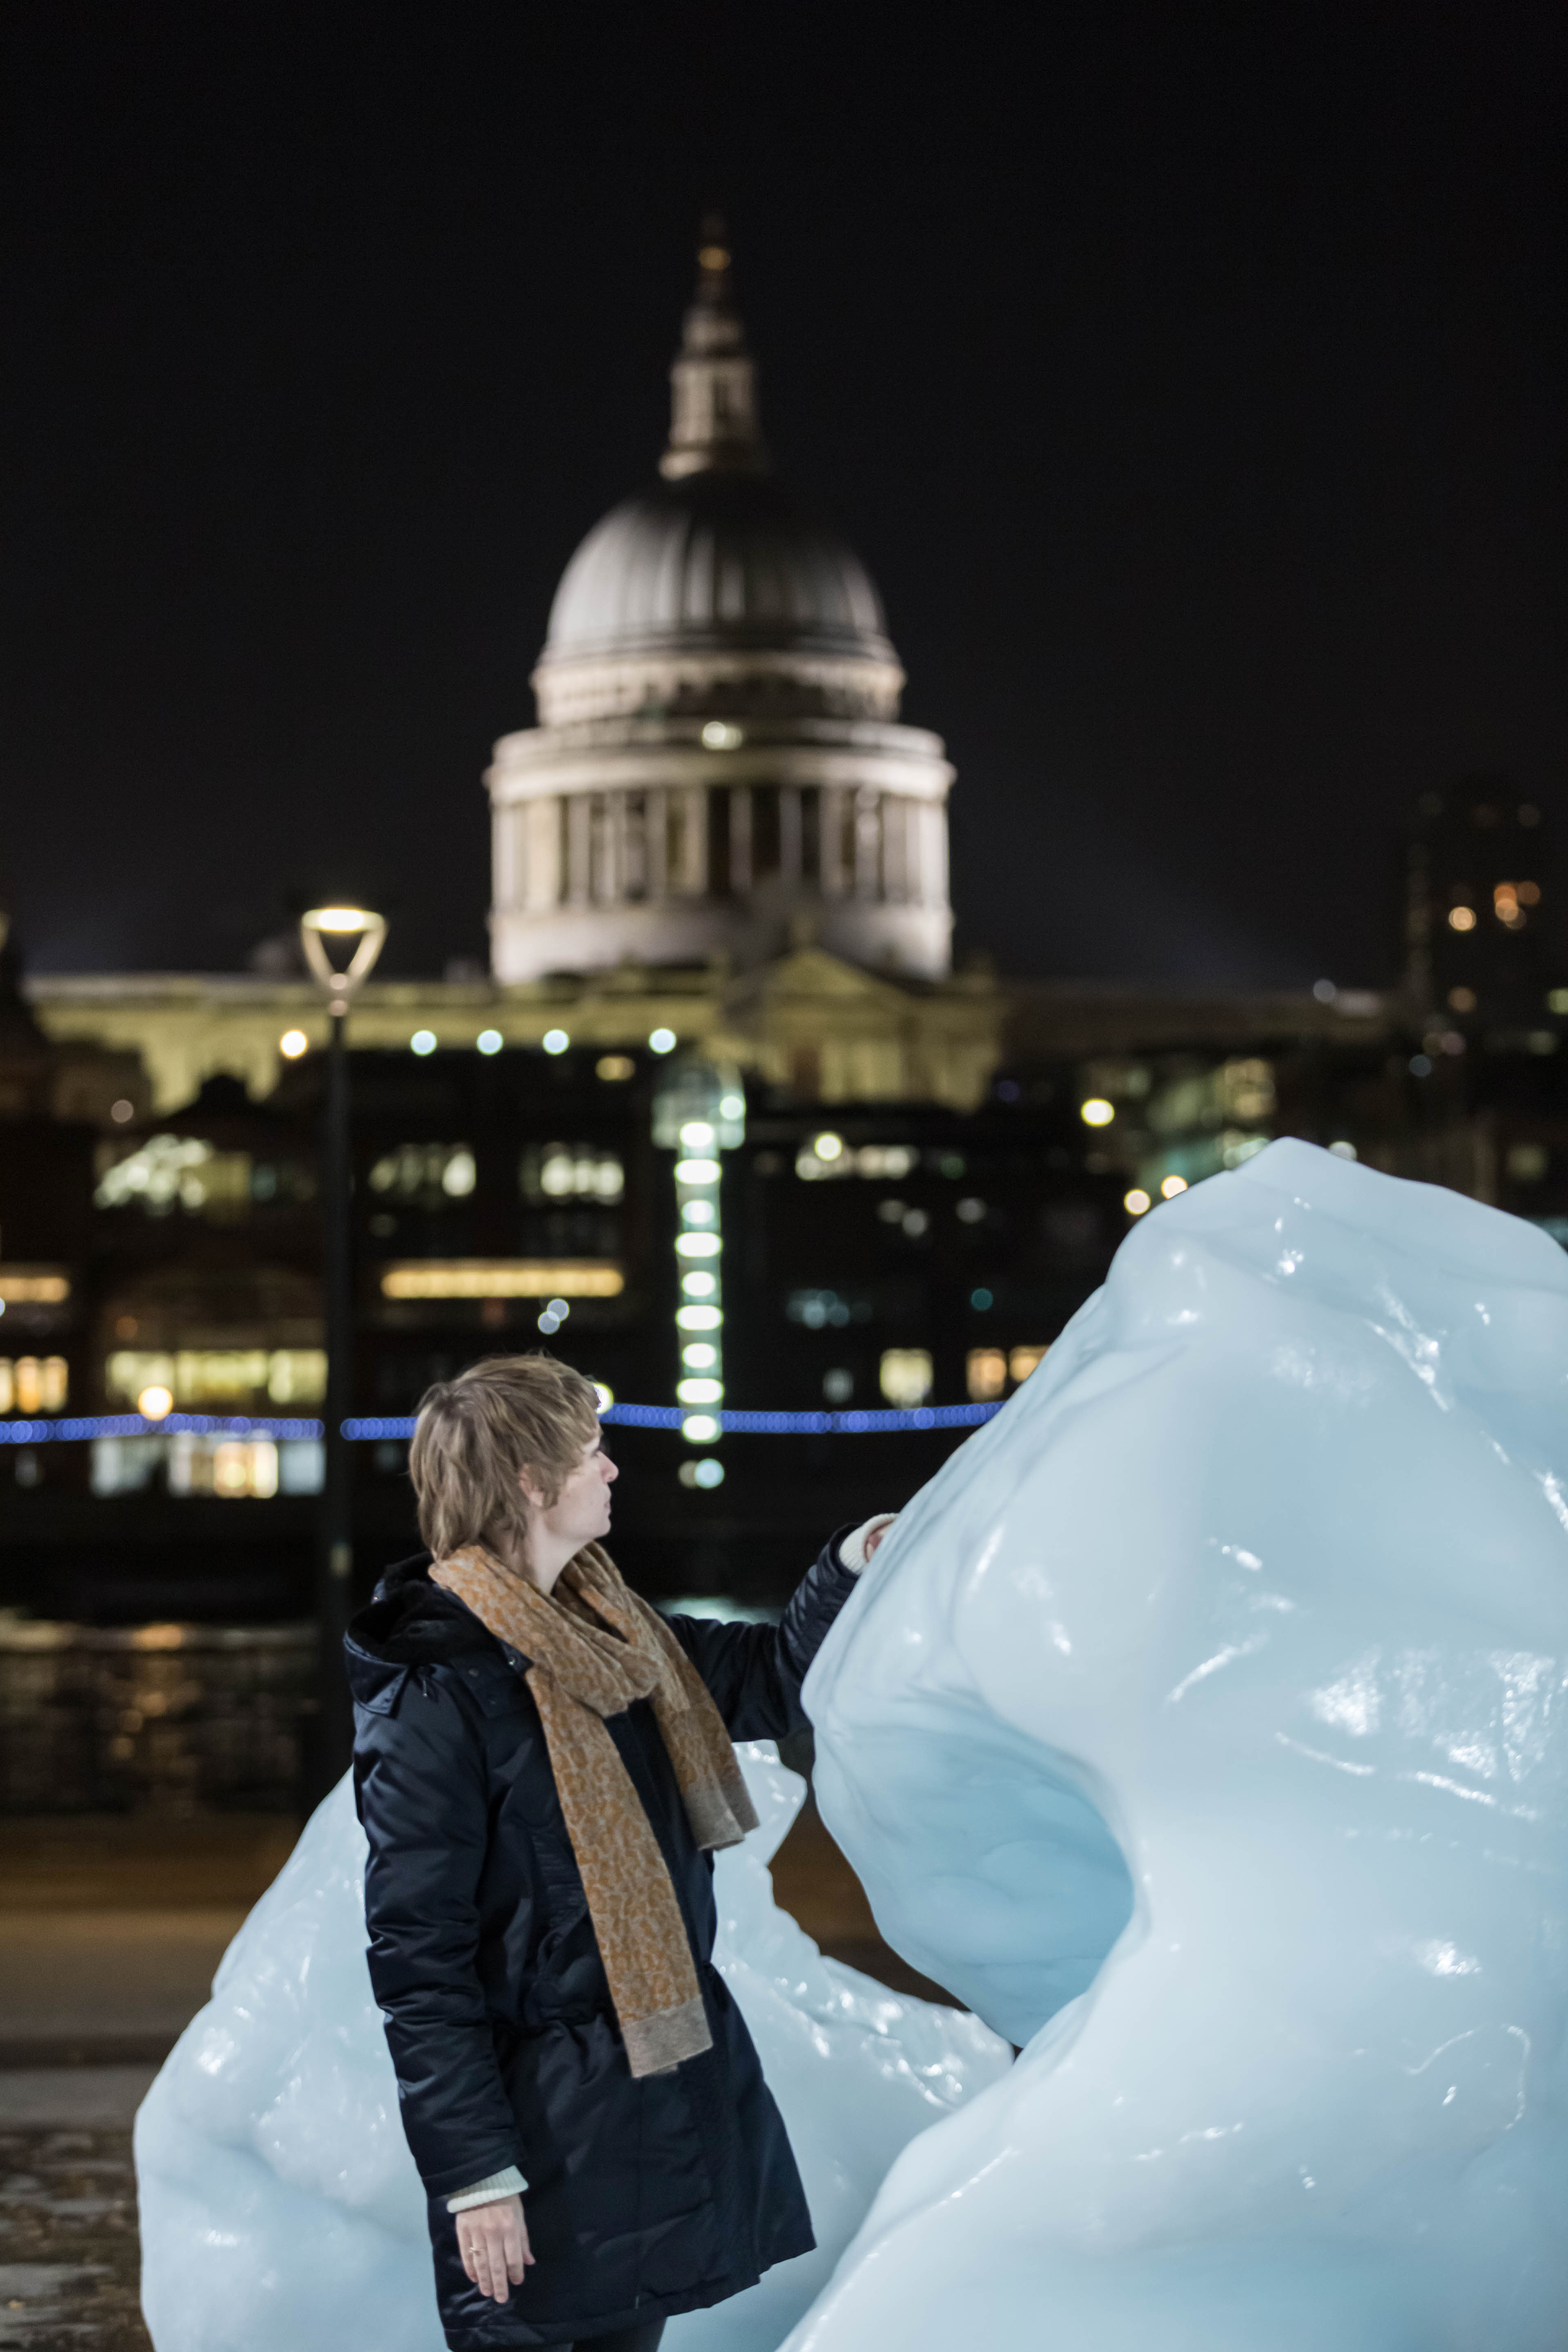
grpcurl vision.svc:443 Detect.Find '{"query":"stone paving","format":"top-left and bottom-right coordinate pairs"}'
top-left (0, 2127), bottom-right (149, 2351)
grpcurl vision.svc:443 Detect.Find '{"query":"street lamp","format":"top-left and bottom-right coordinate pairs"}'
top-left (299, 903), bottom-right (387, 1800)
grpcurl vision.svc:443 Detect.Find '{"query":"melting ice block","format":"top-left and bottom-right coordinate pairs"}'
top-left (134, 1742), bottom-right (1007, 2352)
top-left (794, 1139), bottom-right (1568, 2351)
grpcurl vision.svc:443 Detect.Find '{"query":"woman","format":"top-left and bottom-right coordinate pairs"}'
top-left (345, 1354), bottom-right (895, 2352)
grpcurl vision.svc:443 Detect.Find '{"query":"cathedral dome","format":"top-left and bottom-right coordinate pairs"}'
top-left (543, 470), bottom-right (895, 668)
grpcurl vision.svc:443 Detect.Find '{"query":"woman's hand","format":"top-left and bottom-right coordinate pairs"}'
top-left (456, 2194), bottom-right (533, 2305)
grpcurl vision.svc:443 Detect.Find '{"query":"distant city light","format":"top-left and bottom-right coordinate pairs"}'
top-left (538, 1310), bottom-right (561, 1334)
top-left (1549, 990), bottom-right (1568, 1016)
top-left (138, 1385), bottom-right (174, 1421)
top-left (597, 1054), bottom-right (635, 1080)
top-left (679, 1121), bottom-right (715, 1148)
top-left (700, 721), bottom-right (744, 750)
top-left (692, 1457), bottom-right (724, 1488)
top-left (1328, 1140), bottom-right (1358, 1160)
top-left (682, 1270), bottom-right (717, 1298)
top-left (677, 1304), bottom-right (723, 1331)
top-left (649, 1028), bottom-right (677, 1054)
top-left (410, 1030), bottom-right (437, 1056)
top-left (110, 1098), bottom-right (136, 1122)
top-left (542, 1029), bottom-right (570, 1054)
top-left (1160, 1174), bottom-right (1188, 1198)
top-left (1410, 1054), bottom-right (1434, 1077)
top-left (1080, 1098), bottom-right (1115, 1127)
top-left (1448, 906), bottom-right (1477, 933)
top-left (682, 1343), bottom-right (718, 1370)
top-left (812, 1131), bottom-right (844, 1160)
top-left (592, 1382), bottom-right (615, 1414)
top-left (1518, 881), bottom-right (1542, 906)
top-left (279, 1030), bottom-right (309, 1059)
top-left (677, 1383), bottom-right (722, 1416)
top-left (719, 1094), bottom-right (744, 1120)
top-left (675, 1158), bottom-right (721, 1185)
top-left (970, 1287), bottom-right (993, 1310)
top-left (312, 906), bottom-right (371, 933)
top-left (682, 1413), bottom-right (720, 1444)
top-left (1450, 987), bottom-right (1477, 1013)
top-left (675, 1232), bottom-right (722, 1258)
top-left (1124, 1188), bottom-right (1151, 1215)
top-left (477, 1029), bottom-right (503, 1055)
top-left (1312, 979), bottom-right (1336, 1003)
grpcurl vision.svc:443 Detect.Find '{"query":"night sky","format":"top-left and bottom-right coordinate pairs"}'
top-left (2, 3), bottom-right (1562, 991)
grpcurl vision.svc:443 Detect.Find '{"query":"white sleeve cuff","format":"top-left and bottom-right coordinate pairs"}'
top-left (445, 2165), bottom-right (527, 2213)
top-left (838, 1514), bottom-right (898, 1575)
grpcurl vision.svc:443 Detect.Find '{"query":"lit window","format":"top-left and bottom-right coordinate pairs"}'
top-left (674, 1379), bottom-right (719, 1410)
top-left (0, 1356), bottom-right (67, 1416)
top-left (521, 1144), bottom-right (624, 1204)
top-left (676, 1232), bottom-right (722, 1258)
top-left (677, 1304), bottom-right (723, 1331)
top-left (879, 1348), bottom-right (933, 1408)
top-left (675, 1158), bottom-right (721, 1185)
top-left (681, 1199), bottom-right (717, 1227)
top-left (1160, 1174), bottom-right (1188, 1199)
top-left (1009, 1345), bottom-right (1048, 1383)
top-left (477, 1029), bottom-right (504, 1056)
top-left (1080, 1098), bottom-right (1115, 1127)
top-left (1124, 1188), bottom-right (1151, 1215)
top-left (680, 1121), bottom-right (715, 1148)
top-left (700, 721), bottom-right (744, 750)
top-left (813, 1131), bottom-right (844, 1161)
top-left (410, 1030), bottom-right (437, 1055)
top-left (902, 1207), bottom-right (930, 1237)
top-left (441, 1150), bottom-right (477, 1198)
top-left (956, 1197), bottom-right (987, 1224)
top-left (167, 1433), bottom-right (280, 1499)
top-left (596, 1054), bottom-right (635, 1081)
top-left (542, 1029), bottom-right (570, 1055)
top-left (138, 1385), bottom-right (174, 1420)
top-left (1448, 906), bottom-right (1477, 932)
top-left (823, 1368), bottom-right (854, 1403)
top-left (649, 1029), bottom-right (678, 1054)
top-left (682, 1413), bottom-right (720, 1443)
top-left (373, 1144), bottom-right (485, 1205)
top-left (682, 1343), bottom-right (718, 1370)
top-left (966, 1348), bottom-right (1007, 1401)
top-left (682, 1270), bottom-right (717, 1299)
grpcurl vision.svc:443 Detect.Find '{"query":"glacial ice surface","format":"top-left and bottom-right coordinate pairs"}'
top-left (134, 1742), bottom-right (1007, 2352)
top-left (794, 1139), bottom-right (1568, 2351)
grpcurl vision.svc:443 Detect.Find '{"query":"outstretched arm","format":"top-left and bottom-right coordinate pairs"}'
top-left (664, 1514), bottom-right (897, 1742)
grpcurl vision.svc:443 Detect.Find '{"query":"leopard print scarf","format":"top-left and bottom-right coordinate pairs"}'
top-left (430, 1542), bottom-right (759, 2077)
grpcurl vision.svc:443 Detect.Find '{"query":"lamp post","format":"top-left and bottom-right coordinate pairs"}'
top-left (299, 904), bottom-right (386, 1802)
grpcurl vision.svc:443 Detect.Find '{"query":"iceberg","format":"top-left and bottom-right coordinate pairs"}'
top-left (134, 1742), bottom-right (1008, 2352)
top-left (795, 1139), bottom-right (1568, 2351)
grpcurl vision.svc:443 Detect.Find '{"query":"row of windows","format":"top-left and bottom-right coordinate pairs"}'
top-left (105, 1350), bottom-right (327, 1410)
top-left (0, 1356), bottom-right (68, 1414)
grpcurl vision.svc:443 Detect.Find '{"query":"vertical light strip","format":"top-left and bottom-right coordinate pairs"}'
top-left (673, 1120), bottom-right (724, 1448)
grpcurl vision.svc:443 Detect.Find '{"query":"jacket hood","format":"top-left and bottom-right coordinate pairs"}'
top-left (344, 1552), bottom-right (499, 1705)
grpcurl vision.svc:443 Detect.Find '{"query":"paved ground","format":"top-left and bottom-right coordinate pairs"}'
top-left (0, 1798), bottom-right (949, 2346)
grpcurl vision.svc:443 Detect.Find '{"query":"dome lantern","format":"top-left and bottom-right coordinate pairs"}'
top-left (487, 233), bottom-right (956, 985)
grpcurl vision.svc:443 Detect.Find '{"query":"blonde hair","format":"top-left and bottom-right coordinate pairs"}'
top-left (409, 1353), bottom-right (602, 1561)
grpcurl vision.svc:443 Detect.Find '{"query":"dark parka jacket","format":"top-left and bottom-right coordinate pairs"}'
top-left (345, 1537), bottom-right (860, 2350)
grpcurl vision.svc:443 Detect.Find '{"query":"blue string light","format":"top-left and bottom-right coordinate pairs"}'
top-left (0, 1414), bottom-right (325, 1444)
top-left (2, 1402), bottom-right (1004, 1446)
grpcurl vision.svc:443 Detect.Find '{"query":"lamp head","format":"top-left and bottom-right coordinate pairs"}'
top-left (299, 905), bottom-right (387, 1008)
